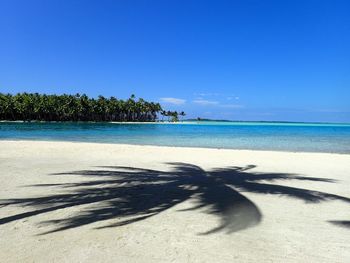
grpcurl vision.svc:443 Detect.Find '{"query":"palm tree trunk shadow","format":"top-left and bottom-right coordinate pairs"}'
top-left (197, 185), bottom-right (262, 235)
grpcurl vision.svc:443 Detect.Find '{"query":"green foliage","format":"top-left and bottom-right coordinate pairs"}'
top-left (159, 110), bottom-right (186, 122)
top-left (0, 93), bottom-right (167, 122)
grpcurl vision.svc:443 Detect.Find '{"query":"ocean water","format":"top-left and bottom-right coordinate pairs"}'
top-left (0, 121), bottom-right (350, 153)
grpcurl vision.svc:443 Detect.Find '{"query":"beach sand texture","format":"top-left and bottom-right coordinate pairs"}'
top-left (0, 141), bottom-right (349, 262)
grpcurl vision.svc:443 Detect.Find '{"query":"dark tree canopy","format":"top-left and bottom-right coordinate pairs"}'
top-left (0, 93), bottom-right (182, 122)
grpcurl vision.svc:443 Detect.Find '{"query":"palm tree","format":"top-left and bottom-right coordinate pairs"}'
top-left (179, 111), bottom-right (186, 121)
top-left (0, 93), bottom-right (172, 122)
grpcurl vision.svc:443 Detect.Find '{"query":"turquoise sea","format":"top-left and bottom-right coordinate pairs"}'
top-left (1, 121), bottom-right (350, 153)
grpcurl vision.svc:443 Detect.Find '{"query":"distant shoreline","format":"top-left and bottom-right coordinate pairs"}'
top-left (1, 120), bottom-right (350, 126)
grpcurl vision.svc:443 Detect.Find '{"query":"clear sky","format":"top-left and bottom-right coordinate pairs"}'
top-left (1, 0), bottom-right (349, 122)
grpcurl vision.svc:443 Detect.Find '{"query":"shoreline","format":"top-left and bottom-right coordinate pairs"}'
top-left (1, 120), bottom-right (350, 126)
top-left (1, 139), bottom-right (350, 155)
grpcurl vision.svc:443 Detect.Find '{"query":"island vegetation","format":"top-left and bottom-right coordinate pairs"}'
top-left (0, 93), bottom-right (184, 122)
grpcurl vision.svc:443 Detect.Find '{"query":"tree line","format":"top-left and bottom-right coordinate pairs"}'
top-left (0, 93), bottom-right (184, 122)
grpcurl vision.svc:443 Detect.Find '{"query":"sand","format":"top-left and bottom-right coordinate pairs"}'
top-left (0, 140), bottom-right (349, 262)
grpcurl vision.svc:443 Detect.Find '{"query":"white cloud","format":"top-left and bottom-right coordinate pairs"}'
top-left (227, 96), bottom-right (240, 101)
top-left (193, 99), bottom-right (219, 106)
top-left (193, 99), bottom-right (244, 109)
top-left (193, 92), bottom-right (220, 97)
top-left (160, 97), bottom-right (186, 105)
top-left (220, 104), bottom-right (244, 109)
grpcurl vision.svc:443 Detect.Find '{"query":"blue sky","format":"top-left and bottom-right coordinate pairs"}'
top-left (0, 0), bottom-right (349, 122)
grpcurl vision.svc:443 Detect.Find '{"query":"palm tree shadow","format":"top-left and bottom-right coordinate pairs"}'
top-left (328, 220), bottom-right (350, 229)
top-left (0, 163), bottom-right (349, 235)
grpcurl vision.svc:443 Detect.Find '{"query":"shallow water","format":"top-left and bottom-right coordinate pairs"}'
top-left (1, 121), bottom-right (350, 153)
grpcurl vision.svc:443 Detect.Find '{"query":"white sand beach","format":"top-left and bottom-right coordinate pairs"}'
top-left (0, 140), bottom-right (349, 262)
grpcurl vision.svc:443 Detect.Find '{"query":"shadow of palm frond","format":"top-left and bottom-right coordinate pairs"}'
top-left (0, 163), bottom-right (349, 235)
top-left (329, 220), bottom-right (350, 229)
